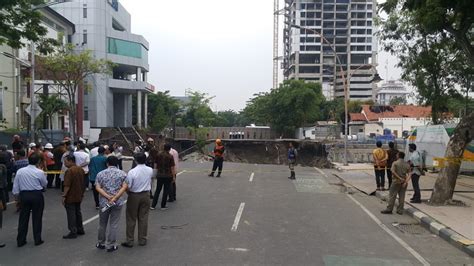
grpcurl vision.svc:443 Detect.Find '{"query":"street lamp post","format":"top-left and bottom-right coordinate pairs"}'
top-left (286, 23), bottom-right (382, 166)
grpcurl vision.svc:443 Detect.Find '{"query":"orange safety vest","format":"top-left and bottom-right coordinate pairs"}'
top-left (214, 145), bottom-right (225, 158)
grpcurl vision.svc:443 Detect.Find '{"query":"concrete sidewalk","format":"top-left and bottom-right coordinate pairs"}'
top-left (333, 163), bottom-right (474, 257)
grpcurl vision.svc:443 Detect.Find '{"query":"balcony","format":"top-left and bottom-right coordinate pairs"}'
top-left (108, 78), bottom-right (154, 93)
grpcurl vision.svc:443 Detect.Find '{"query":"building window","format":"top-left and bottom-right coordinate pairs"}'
top-left (83, 5), bottom-right (87, 18)
top-left (83, 30), bottom-right (87, 44)
top-left (107, 37), bottom-right (145, 58)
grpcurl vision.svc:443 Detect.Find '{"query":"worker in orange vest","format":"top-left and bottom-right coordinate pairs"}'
top-left (208, 139), bottom-right (225, 177)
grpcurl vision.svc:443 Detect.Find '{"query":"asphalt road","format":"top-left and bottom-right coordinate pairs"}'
top-left (0, 161), bottom-right (473, 265)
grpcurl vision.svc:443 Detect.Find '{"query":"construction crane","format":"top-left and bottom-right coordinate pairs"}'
top-left (273, 0), bottom-right (288, 90)
top-left (273, 0), bottom-right (280, 90)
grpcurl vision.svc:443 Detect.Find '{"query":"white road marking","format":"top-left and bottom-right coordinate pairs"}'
top-left (231, 202), bottom-right (246, 232)
top-left (227, 248), bottom-right (249, 252)
top-left (347, 194), bottom-right (430, 266)
top-left (83, 200), bottom-right (128, 225)
top-left (249, 172), bottom-right (254, 182)
top-left (314, 167), bottom-right (328, 177)
top-left (177, 170), bottom-right (186, 176)
top-left (83, 214), bottom-right (99, 225)
top-left (7, 201), bottom-right (15, 205)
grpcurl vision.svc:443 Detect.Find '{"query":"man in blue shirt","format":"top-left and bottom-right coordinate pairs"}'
top-left (12, 153), bottom-right (47, 247)
top-left (288, 142), bottom-right (298, 180)
top-left (89, 147), bottom-right (107, 209)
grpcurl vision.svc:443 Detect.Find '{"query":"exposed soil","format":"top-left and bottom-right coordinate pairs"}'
top-left (181, 140), bottom-right (333, 168)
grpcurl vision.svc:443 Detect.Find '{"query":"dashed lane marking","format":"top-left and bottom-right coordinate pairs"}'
top-left (231, 202), bottom-right (245, 232)
top-left (347, 194), bottom-right (430, 266)
top-left (249, 172), bottom-right (254, 182)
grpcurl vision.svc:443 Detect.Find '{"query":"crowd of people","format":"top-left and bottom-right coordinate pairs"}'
top-left (0, 135), bottom-right (180, 252)
top-left (372, 141), bottom-right (425, 215)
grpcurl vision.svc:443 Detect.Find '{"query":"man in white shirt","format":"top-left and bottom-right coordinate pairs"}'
top-left (74, 142), bottom-right (90, 190)
top-left (121, 153), bottom-right (153, 248)
top-left (168, 144), bottom-right (179, 202)
top-left (89, 142), bottom-right (100, 158)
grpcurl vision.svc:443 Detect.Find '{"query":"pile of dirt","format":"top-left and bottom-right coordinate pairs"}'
top-left (182, 152), bottom-right (213, 163)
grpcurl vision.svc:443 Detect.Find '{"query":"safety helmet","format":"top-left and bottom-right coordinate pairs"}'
top-left (45, 143), bottom-right (53, 149)
top-left (29, 142), bottom-right (36, 148)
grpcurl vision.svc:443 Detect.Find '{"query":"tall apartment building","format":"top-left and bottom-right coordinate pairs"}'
top-left (52, 0), bottom-right (152, 130)
top-left (283, 0), bottom-right (377, 101)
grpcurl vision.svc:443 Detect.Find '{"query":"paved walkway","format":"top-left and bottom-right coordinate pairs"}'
top-left (334, 163), bottom-right (474, 241)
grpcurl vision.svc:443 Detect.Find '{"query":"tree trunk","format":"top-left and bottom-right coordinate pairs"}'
top-left (430, 112), bottom-right (474, 205)
top-left (69, 98), bottom-right (76, 141)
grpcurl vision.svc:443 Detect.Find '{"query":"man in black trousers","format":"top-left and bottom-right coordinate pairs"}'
top-left (12, 153), bottom-right (47, 247)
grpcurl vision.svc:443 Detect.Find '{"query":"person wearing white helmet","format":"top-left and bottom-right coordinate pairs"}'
top-left (43, 143), bottom-right (56, 188)
top-left (27, 143), bottom-right (37, 157)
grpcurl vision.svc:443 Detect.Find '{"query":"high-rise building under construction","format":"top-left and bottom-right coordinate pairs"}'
top-left (282, 0), bottom-right (377, 101)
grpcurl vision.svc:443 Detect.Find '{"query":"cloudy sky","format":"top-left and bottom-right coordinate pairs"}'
top-left (120, 0), bottom-right (402, 111)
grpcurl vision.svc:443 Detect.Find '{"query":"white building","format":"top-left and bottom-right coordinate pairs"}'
top-left (349, 105), bottom-right (432, 138)
top-left (0, 6), bottom-right (75, 130)
top-left (52, 0), bottom-right (153, 131)
top-left (376, 80), bottom-right (409, 105)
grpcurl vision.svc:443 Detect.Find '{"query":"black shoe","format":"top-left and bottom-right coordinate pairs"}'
top-left (34, 240), bottom-right (44, 246)
top-left (381, 210), bottom-right (392, 214)
top-left (410, 200), bottom-right (422, 204)
top-left (77, 230), bottom-right (85, 236)
top-left (216, 174), bottom-right (221, 178)
top-left (96, 243), bottom-right (106, 249)
top-left (17, 241), bottom-right (27, 247)
top-left (208, 173), bottom-right (214, 177)
top-left (396, 210), bottom-right (404, 215)
top-left (63, 233), bottom-right (77, 239)
top-left (121, 242), bottom-right (133, 248)
top-left (107, 246), bottom-right (118, 252)
top-left (0, 243), bottom-right (5, 248)
top-left (168, 199), bottom-right (175, 202)
top-left (138, 241), bottom-right (147, 246)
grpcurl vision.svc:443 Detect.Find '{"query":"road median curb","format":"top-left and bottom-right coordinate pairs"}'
top-left (374, 190), bottom-right (474, 257)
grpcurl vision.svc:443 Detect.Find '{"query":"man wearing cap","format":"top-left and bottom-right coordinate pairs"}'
top-left (43, 143), bottom-right (56, 188)
top-left (27, 143), bottom-right (37, 157)
top-left (208, 139), bottom-right (225, 177)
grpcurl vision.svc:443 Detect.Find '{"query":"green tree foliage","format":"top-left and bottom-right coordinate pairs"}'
top-left (389, 96), bottom-right (407, 106)
top-left (0, 0), bottom-right (60, 54)
top-left (379, 0), bottom-right (474, 204)
top-left (243, 80), bottom-right (325, 137)
top-left (39, 45), bottom-right (114, 139)
top-left (37, 94), bottom-right (68, 130)
top-left (214, 110), bottom-right (243, 127)
top-left (182, 91), bottom-right (216, 128)
top-left (241, 92), bottom-right (272, 126)
top-left (147, 91), bottom-right (180, 133)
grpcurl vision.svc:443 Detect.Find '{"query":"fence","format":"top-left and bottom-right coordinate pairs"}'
top-left (173, 127), bottom-right (277, 140)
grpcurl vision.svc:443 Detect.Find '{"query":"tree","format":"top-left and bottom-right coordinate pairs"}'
top-left (0, 0), bottom-right (60, 54)
top-left (242, 80), bottom-right (325, 137)
top-left (39, 45), bottom-right (113, 139)
top-left (37, 94), bottom-right (68, 130)
top-left (181, 90), bottom-right (215, 128)
top-left (380, 0), bottom-right (474, 205)
top-left (389, 96), bottom-right (407, 106)
top-left (147, 91), bottom-right (180, 133)
top-left (241, 92), bottom-right (272, 126)
top-left (214, 110), bottom-right (244, 127)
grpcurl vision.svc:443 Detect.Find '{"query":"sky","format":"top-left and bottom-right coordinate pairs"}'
top-left (120, 0), bottom-right (403, 112)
